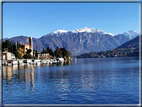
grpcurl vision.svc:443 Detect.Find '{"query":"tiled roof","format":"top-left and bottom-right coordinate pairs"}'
top-left (21, 44), bottom-right (28, 45)
top-left (2, 51), bottom-right (12, 54)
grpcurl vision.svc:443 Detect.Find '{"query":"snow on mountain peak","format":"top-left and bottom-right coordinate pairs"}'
top-left (52, 30), bottom-right (68, 34)
top-left (50, 27), bottom-right (116, 37)
top-left (72, 27), bottom-right (115, 36)
top-left (72, 27), bottom-right (101, 33)
top-left (123, 30), bottom-right (138, 39)
top-left (49, 30), bottom-right (68, 37)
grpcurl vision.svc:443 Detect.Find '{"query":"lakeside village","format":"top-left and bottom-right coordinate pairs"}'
top-left (1, 37), bottom-right (72, 66)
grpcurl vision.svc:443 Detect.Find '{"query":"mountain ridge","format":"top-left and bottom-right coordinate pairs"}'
top-left (3, 27), bottom-right (139, 55)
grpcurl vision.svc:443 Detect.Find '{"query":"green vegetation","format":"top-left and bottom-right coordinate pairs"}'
top-left (77, 47), bottom-right (139, 58)
top-left (2, 40), bottom-right (34, 59)
top-left (23, 49), bottom-right (32, 59)
top-left (2, 40), bottom-right (21, 59)
top-left (2, 40), bottom-right (72, 60)
top-left (77, 38), bottom-right (140, 58)
top-left (46, 46), bottom-right (71, 60)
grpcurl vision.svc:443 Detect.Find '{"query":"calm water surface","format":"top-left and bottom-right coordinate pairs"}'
top-left (3, 57), bottom-right (139, 104)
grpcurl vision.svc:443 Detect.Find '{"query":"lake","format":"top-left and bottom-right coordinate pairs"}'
top-left (2, 57), bottom-right (139, 104)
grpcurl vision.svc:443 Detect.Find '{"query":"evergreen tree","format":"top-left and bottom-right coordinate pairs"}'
top-left (49, 48), bottom-right (54, 56)
top-left (54, 47), bottom-right (61, 58)
top-left (35, 50), bottom-right (38, 58)
top-left (42, 47), bottom-right (47, 53)
top-left (15, 51), bottom-right (21, 59)
top-left (17, 41), bottom-right (21, 49)
top-left (3, 40), bottom-right (12, 52)
top-left (47, 46), bottom-right (50, 53)
top-left (12, 43), bottom-right (17, 57)
top-left (11, 42), bottom-right (16, 54)
top-left (2, 41), bottom-right (5, 52)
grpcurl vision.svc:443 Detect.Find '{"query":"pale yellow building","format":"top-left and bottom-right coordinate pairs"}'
top-left (21, 37), bottom-right (33, 56)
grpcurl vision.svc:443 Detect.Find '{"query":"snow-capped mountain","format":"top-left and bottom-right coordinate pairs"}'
top-left (49, 27), bottom-right (115, 37)
top-left (50, 27), bottom-right (139, 39)
top-left (3, 27), bottom-right (139, 55)
top-left (123, 30), bottom-right (139, 39)
top-left (72, 27), bottom-right (115, 36)
top-left (52, 30), bottom-right (68, 34)
top-left (49, 30), bottom-right (68, 37)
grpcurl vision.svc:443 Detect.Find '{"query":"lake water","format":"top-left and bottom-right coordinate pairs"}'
top-left (3, 57), bottom-right (139, 104)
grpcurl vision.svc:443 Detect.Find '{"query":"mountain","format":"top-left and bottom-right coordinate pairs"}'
top-left (77, 36), bottom-right (140, 58)
top-left (3, 35), bottom-right (44, 52)
top-left (123, 30), bottom-right (139, 39)
top-left (71, 27), bottom-right (115, 36)
top-left (43, 27), bottom-right (115, 38)
top-left (3, 27), bottom-right (138, 55)
top-left (116, 36), bottom-right (139, 49)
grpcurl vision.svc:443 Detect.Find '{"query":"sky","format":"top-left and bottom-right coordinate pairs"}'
top-left (3, 2), bottom-right (140, 38)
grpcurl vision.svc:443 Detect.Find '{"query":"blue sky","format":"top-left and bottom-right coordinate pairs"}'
top-left (3, 3), bottom-right (139, 38)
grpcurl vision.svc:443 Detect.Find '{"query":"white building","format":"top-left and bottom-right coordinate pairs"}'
top-left (2, 51), bottom-right (16, 60)
top-left (38, 53), bottom-right (49, 59)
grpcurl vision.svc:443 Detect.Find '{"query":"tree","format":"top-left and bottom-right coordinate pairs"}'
top-left (11, 42), bottom-right (16, 55)
top-left (66, 51), bottom-right (70, 59)
top-left (46, 46), bottom-right (54, 56)
top-left (2, 41), bottom-right (5, 52)
top-left (3, 40), bottom-right (12, 52)
top-left (54, 47), bottom-right (61, 58)
top-left (17, 41), bottom-right (21, 49)
top-left (47, 46), bottom-right (50, 53)
top-left (17, 48), bottom-right (24, 58)
top-left (4, 48), bottom-right (8, 52)
top-left (60, 47), bottom-right (66, 58)
top-left (35, 50), bottom-right (38, 58)
top-left (69, 51), bottom-right (72, 58)
top-left (42, 47), bottom-right (47, 53)
top-left (23, 48), bottom-right (32, 59)
top-left (15, 51), bottom-right (21, 59)
top-left (49, 48), bottom-right (54, 56)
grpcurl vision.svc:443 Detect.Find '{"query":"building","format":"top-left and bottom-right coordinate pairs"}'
top-left (2, 51), bottom-right (12, 60)
top-left (20, 37), bottom-right (33, 56)
top-left (38, 53), bottom-right (49, 59)
top-left (21, 44), bottom-right (29, 53)
top-left (33, 50), bottom-right (40, 57)
top-left (2, 51), bottom-right (16, 61)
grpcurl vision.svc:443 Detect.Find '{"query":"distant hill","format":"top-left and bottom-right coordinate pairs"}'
top-left (77, 36), bottom-right (140, 58)
top-left (116, 36), bottom-right (139, 50)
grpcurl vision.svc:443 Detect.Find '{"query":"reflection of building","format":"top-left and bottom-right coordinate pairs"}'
top-left (20, 37), bottom-right (33, 56)
top-left (3, 65), bottom-right (35, 89)
top-left (3, 66), bottom-right (13, 80)
top-left (12, 65), bottom-right (18, 71)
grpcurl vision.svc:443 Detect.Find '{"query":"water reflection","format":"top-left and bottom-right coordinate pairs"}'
top-left (2, 61), bottom-right (72, 86)
top-left (3, 66), bottom-right (13, 80)
top-left (56, 78), bottom-right (70, 101)
top-left (3, 65), bottom-right (35, 88)
top-left (3, 57), bottom-right (139, 104)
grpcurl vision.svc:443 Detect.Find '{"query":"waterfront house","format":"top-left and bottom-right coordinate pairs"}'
top-left (2, 51), bottom-right (16, 61)
top-left (2, 51), bottom-right (11, 60)
top-left (38, 53), bottom-right (49, 59)
top-left (33, 50), bottom-right (40, 57)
